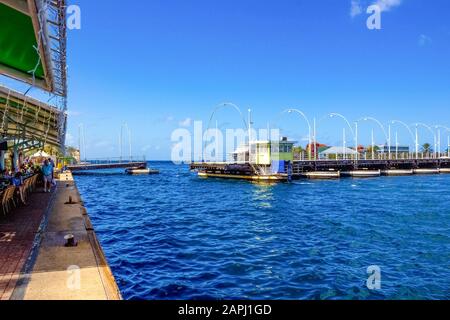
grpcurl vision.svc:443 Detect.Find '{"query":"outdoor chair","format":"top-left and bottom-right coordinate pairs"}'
top-left (1, 186), bottom-right (16, 216)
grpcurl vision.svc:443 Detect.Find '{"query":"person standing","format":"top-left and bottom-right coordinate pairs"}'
top-left (12, 172), bottom-right (27, 205)
top-left (42, 160), bottom-right (53, 193)
top-left (48, 158), bottom-right (57, 186)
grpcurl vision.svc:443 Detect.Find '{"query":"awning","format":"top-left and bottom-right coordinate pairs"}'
top-left (320, 146), bottom-right (358, 155)
top-left (0, 0), bottom-right (67, 96)
top-left (31, 150), bottom-right (50, 158)
top-left (0, 85), bottom-right (67, 150)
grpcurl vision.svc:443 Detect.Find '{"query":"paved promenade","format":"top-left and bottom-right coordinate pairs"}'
top-left (0, 172), bottom-right (121, 300)
top-left (0, 185), bottom-right (52, 300)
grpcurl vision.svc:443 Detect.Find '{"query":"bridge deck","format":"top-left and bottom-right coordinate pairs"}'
top-left (67, 162), bottom-right (147, 171)
top-left (190, 158), bottom-right (450, 176)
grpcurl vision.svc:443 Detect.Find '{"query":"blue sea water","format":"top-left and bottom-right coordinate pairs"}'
top-left (74, 162), bottom-right (450, 300)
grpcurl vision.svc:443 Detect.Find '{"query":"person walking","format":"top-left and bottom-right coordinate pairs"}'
top-left (42, 160), bottom-right (53, 193)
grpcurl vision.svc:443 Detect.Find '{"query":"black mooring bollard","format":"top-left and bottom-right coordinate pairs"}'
top-left (64, 234), bottom-right (77, 247)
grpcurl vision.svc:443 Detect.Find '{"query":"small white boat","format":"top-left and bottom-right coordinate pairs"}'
top-left (413, 168), bottom-right (440, 175)
top-left (382, 169), bottom-right (414, 176)
top-left (125, 167), bottom-right (160, 175)
top-left (304, 171), bottom-right (341, 179)
top-left (342, 170), bottom-right (381, 178)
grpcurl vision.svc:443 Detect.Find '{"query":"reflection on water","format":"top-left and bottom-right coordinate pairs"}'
top-left (75, 162), bottom-right (450, 300)
top-left (252, 183), bottom-right (275, 209)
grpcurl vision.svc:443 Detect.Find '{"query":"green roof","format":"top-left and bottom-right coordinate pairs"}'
top-left (0, 3), bottom-right (44, 80)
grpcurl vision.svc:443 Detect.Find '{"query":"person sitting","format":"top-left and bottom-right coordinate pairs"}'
top-left (12, 172), bottom-right (27, 205)
top-left (42, 160), bottom-right (53, 193)
top-left (1, 169), bottom-right (12, 180)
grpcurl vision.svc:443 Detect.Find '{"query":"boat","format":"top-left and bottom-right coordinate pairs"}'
top-left (341, 170), bottom-right (381, 178)
top-left (439, 168), bottom-right (450, 174)
top-left (382, 169), bottom-right (414, 176)
top-left (125, 167), bottom-right (159, 175)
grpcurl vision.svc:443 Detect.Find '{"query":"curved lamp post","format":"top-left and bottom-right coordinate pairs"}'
top-left (357, 117), bottom-right (390, 159)
top-left (204, 102), bottom-right (248, 162)
top-left (281, 109), bottom-right (312, 160)
top-left (413, 123), bottom-right (437, 159)
top-left (435, 125), bottom-right (450, 158)
top-left (329, 113), bottom-right (356, 161)
top-left (391, 120), bottom-right (416, 159)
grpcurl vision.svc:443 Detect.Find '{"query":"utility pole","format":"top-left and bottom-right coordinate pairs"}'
top-left (388, 124), bottom-right (391, 160)
top-left (355, 122), bottom-right (358, 161)
top-left (371, 129), bottom-right (375, 160)
top-left (343, 128), bottom-right (346, 160)
top-left (415, 126), bottom-right (419, 159)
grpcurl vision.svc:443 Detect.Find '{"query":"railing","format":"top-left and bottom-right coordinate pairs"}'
top-left (79, 156), bottom-right (147, 165)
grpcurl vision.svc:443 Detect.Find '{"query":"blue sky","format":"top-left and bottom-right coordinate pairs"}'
top-left (60, 0), bottom-right (450, 159)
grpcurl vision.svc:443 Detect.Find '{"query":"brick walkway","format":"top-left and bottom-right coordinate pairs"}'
top-left (0, 188), bottom-right (52, 300)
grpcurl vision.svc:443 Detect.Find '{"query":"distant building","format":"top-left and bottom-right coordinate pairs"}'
top-left (305, 142), bottom-right (328, 159)
top-left (231, 144), bottom-right (249, 163)
top-left (378, 145), bottom-right (410, 153)
top-left (232, 137), bottom-right (296, 165)
top-left (250, 137), bottom-right (296, 165)
top-left (319, 146), bottom-right (358, 160)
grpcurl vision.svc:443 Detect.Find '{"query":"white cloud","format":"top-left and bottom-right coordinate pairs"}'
top-left (179, 118), bottom-right (192, 127)
top-left (418, 34), bottom-right (432, 47)
top-left (373, 0), bottom-right (402, 12)
top-left (350, 0), bottom-right (363, 17)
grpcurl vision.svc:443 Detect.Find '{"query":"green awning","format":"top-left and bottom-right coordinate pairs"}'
top-left (0, 3), bottom-right (44, 80)
top-left (0, 0), bottom-right (67, 97)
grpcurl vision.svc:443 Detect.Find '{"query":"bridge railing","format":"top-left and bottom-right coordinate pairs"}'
top-left (79, 156), bottom-right (147, 165)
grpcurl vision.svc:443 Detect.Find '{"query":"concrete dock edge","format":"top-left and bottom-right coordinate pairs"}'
top-left (12, 171), bottom-right (122, 300)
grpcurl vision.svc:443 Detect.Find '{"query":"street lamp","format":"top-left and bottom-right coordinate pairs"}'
top-left (329, 113), bottom-right (356, 161)
top-left (435, 125), bottom-right (450, 158)
top-left (283, 109), bottom-right (312, 160)
top-left (413, 123), bottom-right (437, 159)
top-left (358, 117), bottom-right (389, 159)
top-left (204, 102), bottom-right (248, 162)
top-left (391, 120), bottom-right (416, 159)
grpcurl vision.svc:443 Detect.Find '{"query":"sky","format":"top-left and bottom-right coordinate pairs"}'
top-left (10, 0), bottom-right (450, 160)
